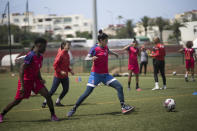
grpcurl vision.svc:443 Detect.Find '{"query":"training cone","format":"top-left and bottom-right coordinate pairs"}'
top-left (192, 92), bottom-right (197, 95)
top-left (78, 77), bottom-right (82, 82)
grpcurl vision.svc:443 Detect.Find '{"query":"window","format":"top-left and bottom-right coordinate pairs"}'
top-left (45, 18), bottom-right (52, 21)
top-left (38, 19), bottom-right (43, 22)
top-left (24, 18), bottom-right (28, 22)
top-left (65, 26), bottom-right (72, 30)
top-left (13, 19), bottom-right (19, 23)
top-left (54, 19), bottom-right (62, 24)
top-left (64, 17), bottom-right (72, 23)
top-left (84, 22), bottom-right (88, 26)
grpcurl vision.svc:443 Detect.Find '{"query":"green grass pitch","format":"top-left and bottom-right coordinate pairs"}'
top-left (0, 73), bottom-right (197, 131)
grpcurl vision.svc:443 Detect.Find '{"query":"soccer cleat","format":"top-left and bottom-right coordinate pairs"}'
top-left (0, 114), bottom-right (3, 123)
top-left (185, 77), bottom-right (188, 82)
top-left (121, 104), bottom-right (135, 114)
top-left (136, 88), bottom-right (142, 91)
top-left (55, 102), bottom-right (65, 107)
top-left (51, 114), bottom-right (59, 121)
top-left (42, 102), bottom-right (47, 108)
top-left (67, 108), bottom-right (76, 117)
top-left (160, 85), bottom-right (167, 90)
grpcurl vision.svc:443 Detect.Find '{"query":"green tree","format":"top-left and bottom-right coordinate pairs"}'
top-left (76, 31), bottom-right (92, 39)
top-left (141, 16), bottom-right (150, 36)
top-left (116, 19), bottom-right (135, 38)
top-left (154, 17), bottom-right (169, 42)
top-left (170, 20), bottom-right (185, 44)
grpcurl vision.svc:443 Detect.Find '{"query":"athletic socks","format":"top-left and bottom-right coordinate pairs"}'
top-left (56, 98), bottom-right (60, 104)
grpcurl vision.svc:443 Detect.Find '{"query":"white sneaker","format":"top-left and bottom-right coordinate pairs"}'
top-left (152, 86), bottom-right (159, 90)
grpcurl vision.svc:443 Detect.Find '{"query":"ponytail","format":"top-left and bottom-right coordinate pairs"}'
top-left (97, 29), bottom-right (108, 42)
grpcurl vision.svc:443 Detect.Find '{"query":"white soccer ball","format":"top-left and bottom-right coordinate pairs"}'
top-left (172, 71), bottom-right (176, 76)
top-left (163, 98), bottom-right (176, 112)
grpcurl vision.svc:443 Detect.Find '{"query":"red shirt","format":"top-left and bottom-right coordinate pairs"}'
top-left (128, 46), bottom-right (139, 66)
top-left (89, 44), bottom-right (109, 74)
top-left (184, 48), bottom-right (195, 60)
top-left (152, 43), bottom-right (166, 60)
top-left (24, 51), bottom-right (43, 80)
top-left (53, 48), bottom-right (71, 78)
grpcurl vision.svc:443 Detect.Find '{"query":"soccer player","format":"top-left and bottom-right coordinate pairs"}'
top-left (139, 45), bottom-right (148, 75)
top-left (178, 41), bottom-right (196, 82)
top-left (0, 38), bottom-right (59, 123)
top-left (42, 41), bottom-right (74, 108)
top-left (67, 30), bottom-right (134, 117)
top-left (150, 37), bottom-right (166, 90)
top-left (122, 38), bottom-right (141, 91)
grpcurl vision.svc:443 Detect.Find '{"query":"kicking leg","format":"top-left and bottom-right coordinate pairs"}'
top-left (0, 99), bottom-right (22, 122)
top-left (67, 86), bottom-right (94, 117)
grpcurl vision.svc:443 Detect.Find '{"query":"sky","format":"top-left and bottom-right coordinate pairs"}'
top-left (0, 0), bottom-right (197, 28)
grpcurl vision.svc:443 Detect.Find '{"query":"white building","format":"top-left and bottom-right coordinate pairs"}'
top-left (1, 12), bottom-right (92, 39)
top-left (179, 21), bottom-right (197, 43)
top-left (134, 23), bottom-right (173, 42)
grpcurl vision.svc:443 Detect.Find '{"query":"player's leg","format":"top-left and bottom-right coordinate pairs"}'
top-left (39, 87), bottom-right (59, 121)
top-left (107, 79), bottom-right (135, 114)
top-left (128, 70), bottom-right (132, 90)
top-left (159, 61), bottom-right (166, 89)
top-left (152, 60), bottom-right (159, 90)
top-left (0, 99), bottom-right (22, 123)
top-left (144, 62), bottom-right (147, 75)
top-left (42, 77), bottom-right (60, 108)
top-left (67, 86), bottom-right (94, 117)
top-left (190, 59), bottom-right (195, 81)
top-left (135, 74), bottom-right (141, 91)
top-left (56, 77), bottom-right (69, 106)
top-left (67, 72), bottom-right (99, 117)
top-left (139, 62), bottom-right (143, 74)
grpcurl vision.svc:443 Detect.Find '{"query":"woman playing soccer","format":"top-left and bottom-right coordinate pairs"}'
top-left (67, 30), bottom-right (134, 117)
top-left (0, 38), bottom-right (59, 123)
top-left (179, 41), bottom-right (196, 82)
top-left (122, 38), bottom-right (141, 91)
top-left (42, 41), bottom-right (74, 108)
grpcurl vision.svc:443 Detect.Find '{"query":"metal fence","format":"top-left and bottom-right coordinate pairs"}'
top-left (40, 53), bottom-right (185, 74)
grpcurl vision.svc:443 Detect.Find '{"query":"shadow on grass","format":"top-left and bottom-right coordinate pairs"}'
top-left (6, 117), bottom-right (79, 123)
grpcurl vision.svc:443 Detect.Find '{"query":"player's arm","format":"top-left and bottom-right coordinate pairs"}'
top-left (85, 46), bottom-right (98, 61)
top-left (122, 43), bottom-right (132, 51)
top-left (54, 54), bottom-right (66, 76)
top-left (19, 63), bottom-right (28, 95)
top-left (178, 48), bottom-right (184, 53)
top-left (108, 49), bottom-right (118, 58)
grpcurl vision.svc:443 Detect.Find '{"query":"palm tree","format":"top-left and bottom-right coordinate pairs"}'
top-left (155, 17), bottom-right (169, 42)
top-left (141, 16), bottom-right (149, 36)
top-left (117, 15), bottom-right (123, 24)
top-left (171, 20), bottom-right (185, 44)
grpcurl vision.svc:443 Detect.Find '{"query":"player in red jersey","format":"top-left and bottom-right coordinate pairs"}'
top-left (150, 37), bottom-right (166, 90)
top-left (179, 41), bottom-right (196, 82)
top-left (122, 38), bottom-right (141, 91)
top-left (0, 38), bottom-right (59, 123)
top-left (42, 41), bottom-right (74, 108)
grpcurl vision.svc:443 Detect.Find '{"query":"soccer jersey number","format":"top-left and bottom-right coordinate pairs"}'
top-left (185, 50), bottom-right (191, 60)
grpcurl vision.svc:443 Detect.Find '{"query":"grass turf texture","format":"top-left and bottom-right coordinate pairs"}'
top-left (0, 73), bottom-right (197, 131)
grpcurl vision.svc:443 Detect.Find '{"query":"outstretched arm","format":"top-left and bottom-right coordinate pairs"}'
top-left (108, 49), bottom-right (119, 58)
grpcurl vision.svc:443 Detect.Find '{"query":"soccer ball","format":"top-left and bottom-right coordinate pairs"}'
top-left (163, 98), bottom-right (176, 112)
top-left (172, 71), bottom-right (176, 76)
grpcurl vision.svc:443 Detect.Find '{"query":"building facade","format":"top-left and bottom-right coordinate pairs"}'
top-left (1, 12), bottom-right (92, 39)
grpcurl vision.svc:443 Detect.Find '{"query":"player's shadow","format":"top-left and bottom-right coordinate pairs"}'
top-left (8, 117), bottom-right (79, 123)
top-left (76, 108), bottom-right (138, 117)
top-left (66, 103), bottom-right (97, 107)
